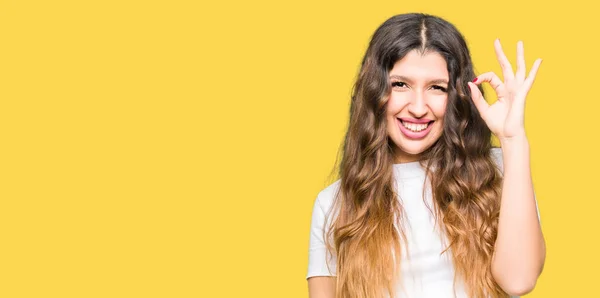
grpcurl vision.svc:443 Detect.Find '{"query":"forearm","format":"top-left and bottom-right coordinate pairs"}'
top-left (491, 135), bottom-right (546, 295)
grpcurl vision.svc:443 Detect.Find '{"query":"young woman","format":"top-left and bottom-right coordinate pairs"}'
top-left (306, 13), bottom-right (545, 298)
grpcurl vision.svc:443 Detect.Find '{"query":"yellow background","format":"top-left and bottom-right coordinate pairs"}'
top-left (0, 0), bottom-right (595, 297)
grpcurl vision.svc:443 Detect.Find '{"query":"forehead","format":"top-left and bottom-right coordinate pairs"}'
top-left (389, 50), bottom-right (449, 80)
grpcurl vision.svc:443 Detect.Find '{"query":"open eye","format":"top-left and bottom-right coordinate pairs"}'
top-left (431, 85), bottom-right (447, 92)
top-left (391, 81), bottom-right (406, 88)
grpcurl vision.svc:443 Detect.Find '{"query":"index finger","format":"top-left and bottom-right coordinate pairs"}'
top-left (473, 71), bottom-right (508, 100)
top-left (494, 39), bottom-right (515, 81)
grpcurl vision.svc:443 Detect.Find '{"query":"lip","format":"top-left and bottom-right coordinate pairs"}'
top-left (397, 118), bottom-right (434, 139)
top-left (398, 117), bottom-right (434, 124)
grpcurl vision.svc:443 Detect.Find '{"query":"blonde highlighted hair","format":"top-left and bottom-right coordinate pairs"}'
top-left (323, 13), bottom-right (509, 298)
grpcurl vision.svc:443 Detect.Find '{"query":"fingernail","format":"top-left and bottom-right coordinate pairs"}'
top-left (472, 77), bottom-right (478, 83)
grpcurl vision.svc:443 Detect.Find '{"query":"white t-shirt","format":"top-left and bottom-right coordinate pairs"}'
top-left (306, 147), bottom-right (540, 298)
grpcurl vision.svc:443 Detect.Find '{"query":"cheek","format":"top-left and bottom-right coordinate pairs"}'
top-left (429, 96), bottom-right (447, 134)
top-left (431, 96), bottom-right (448, 118)
top-left (387, 93), bottom-right (408, 111)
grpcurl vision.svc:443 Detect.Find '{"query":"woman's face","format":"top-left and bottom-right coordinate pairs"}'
top-left (385, 49), bottom-right (449, 163)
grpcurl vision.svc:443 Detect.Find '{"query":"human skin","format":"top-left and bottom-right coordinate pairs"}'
top-left (308, 39), bottom-right (546, 297)
top-left (468, 39), bottom-right (545, 295)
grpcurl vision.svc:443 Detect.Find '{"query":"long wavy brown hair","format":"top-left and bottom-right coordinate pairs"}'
top-left (322, 13), bottom-right (508, 298)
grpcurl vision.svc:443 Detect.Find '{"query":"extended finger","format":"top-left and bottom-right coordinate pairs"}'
top-left (523, 58), bottom-right (543, 92)
top-left (516, 41), bottom-right (526, 82)
top-left (494, 39), bottom-right (515, 81)
top-left (473, 71), bottom-right (508, 100)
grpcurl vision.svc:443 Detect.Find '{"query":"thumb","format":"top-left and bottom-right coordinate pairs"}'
top-left (467, 82), bottom-right (488, 116)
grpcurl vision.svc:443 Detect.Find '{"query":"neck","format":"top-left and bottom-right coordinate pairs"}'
top-left (394, 151), bottom-right (422, 164)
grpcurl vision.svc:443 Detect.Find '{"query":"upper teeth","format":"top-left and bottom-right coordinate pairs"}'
top-left (401, 120), bottom-right (429, 132)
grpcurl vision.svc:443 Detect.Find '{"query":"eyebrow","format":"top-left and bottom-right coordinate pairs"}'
top-left (389, 75), bottom-right (449, 85)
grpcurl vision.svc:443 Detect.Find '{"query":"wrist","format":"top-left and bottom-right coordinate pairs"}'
top-left (499, 134), bottom-right (530, 157)
top-left (499, 132), bottom-right (529, 147)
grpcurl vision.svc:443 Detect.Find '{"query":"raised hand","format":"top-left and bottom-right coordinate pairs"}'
top-left (467, 39), bottom-right (542, 142)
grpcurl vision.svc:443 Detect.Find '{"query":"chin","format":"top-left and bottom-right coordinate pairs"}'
top-left (398, 145), bottom-right (429, 156)
top-left (395, 135), bottom-right (441, 159)
top-left (388, 120), bottom-right (443, 161)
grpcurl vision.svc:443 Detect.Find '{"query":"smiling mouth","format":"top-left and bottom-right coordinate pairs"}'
top-left (399, 119), bottom-right (435, 132)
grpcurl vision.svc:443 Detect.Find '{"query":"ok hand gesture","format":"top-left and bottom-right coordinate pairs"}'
top-left (467, 39), bottom-right (542, 142)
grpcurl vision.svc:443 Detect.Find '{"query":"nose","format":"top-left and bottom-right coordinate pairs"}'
top-left (407, 90), bottom-right (428, 118)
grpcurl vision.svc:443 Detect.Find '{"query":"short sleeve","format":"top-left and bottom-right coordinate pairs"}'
top-left (306, 193), bottom-right (337, 279)
top-left (490, 147), bottom-right (541, 223)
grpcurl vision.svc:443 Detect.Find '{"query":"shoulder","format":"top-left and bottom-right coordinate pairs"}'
top-left (315, 179), bottom-right (341, 215)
